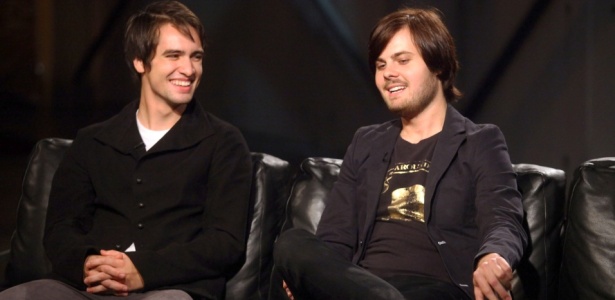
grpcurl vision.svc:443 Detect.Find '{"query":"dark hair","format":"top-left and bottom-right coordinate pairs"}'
top-left (368, 8), bottom-right (462, 102)
top-left (124, 0), bottom-right (206, 77)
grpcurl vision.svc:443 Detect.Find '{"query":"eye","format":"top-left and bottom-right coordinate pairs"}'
top-left (376, 62), bottom-right (386, 70)
top-left (399, 59), bottom-right (409, 64)
top-left (192, 54), bottom-right (203, 62)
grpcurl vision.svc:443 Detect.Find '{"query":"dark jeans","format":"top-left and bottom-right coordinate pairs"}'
top-left (272, 228), bottom-right (469, 300)
top-left (0, 279), bottom-right (192, 300)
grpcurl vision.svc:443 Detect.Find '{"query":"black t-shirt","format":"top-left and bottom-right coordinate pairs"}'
top-left (360, 133), bottom-right (450, 283)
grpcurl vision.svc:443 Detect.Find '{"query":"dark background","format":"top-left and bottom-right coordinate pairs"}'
top-left (1, 0), bottom-right (614, 249)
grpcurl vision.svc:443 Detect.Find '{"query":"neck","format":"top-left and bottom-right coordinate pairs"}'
top-left (399, 97), bottom-right (447, 144)
top-left (137, 97), bottom-right (187, 131)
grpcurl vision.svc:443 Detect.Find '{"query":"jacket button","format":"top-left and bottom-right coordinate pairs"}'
top-left (115, 244), bottom-right (121, 250)
top-left (136, 178), bottom-right (142, 184)
top-left (138, 202), bottom-right (145, 208)
top-left (138, 223), bottom-right (144, 229)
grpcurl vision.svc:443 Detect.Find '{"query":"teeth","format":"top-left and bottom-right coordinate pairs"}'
top-left (171, 80), bottom-right (191, 87)
top-left (389, 86), bottom-right (404, 93)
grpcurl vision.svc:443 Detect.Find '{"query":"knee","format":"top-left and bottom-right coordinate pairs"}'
top-left (0, 279), bottom-right (62, 298)
top-left (273, 228), bottom-right (317, 267)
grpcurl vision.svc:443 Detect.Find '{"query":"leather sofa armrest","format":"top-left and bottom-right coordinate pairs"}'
top-left (559, 157), bottom-right (615, 299)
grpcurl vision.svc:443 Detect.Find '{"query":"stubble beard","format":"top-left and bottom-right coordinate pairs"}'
top-left (386, 75), bottom-right (439, 119)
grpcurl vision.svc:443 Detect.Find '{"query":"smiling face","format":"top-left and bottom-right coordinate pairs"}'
top-left (134, 23), bottom-right (204, 109)
top-left (374, 27), bottom-right (443, 119)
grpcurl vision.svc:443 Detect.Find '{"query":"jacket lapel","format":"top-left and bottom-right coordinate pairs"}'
top-left (424, 105), bottom-right (467, 222)
top-left (93, 100), bottom-right (214, 159)
top-left (146, 100), bottom-right (213, 155)
top-left (93, 101), bottom-right (145, 159)
top-left (363, 121), bottom-right (401, 237)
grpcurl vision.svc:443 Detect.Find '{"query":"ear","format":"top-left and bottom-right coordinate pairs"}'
top-left (133, 59), bottom-right (145, 74)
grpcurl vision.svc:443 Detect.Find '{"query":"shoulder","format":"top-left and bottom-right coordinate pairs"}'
top-left (197, 111), bottom-right (247, 149)
top-left (446, 106), bottom-right (505, 142)
top-left (204, 111), bottom-right (242, 134)
top-left (75, 101), bottom-right (137, 141)
top-left (190, 100), bottom-right (243, 136)
top-left (353, 119), bottom-right (400, 142)
top-left (465, 122), bottom-right (506, 144)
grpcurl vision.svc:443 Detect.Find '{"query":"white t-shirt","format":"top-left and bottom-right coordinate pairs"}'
top-left (136, 110), bottom-right (170, 151)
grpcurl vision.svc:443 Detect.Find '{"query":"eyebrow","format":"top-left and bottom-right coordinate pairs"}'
top-left (162, 49), bottom-right (184, 56)
top-left (377, 51), bottom-right (413, 62)
top-left (161, 49), bottom-right (204, 56)
top-left (391, 51), bottom-right (413, 59)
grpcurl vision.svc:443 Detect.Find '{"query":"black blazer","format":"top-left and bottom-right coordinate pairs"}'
top-left (44, 100), bottom-right (253, 299)
top-left (317, 105), bottom-right (527, 299)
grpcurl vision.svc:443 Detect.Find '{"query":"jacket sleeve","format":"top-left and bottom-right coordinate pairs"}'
top-left (44, 131), bottom-right (101, 288)
top-left (315, 128), bottom-right (363, 260)
top-left (128, 126), bottom-right (253, 290)
top-left (471, 125), bottom-right (527, 269)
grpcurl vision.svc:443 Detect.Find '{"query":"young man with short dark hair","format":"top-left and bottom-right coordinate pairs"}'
top-left (0, 1), bottom-right (252, 299)
top-left (274, 8), bottom-right (527, 300)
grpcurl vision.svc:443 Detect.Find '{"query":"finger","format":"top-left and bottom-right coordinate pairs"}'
top-left (84, 272), bottom-right (111, 286)
top-left (282, 280), bottom-right (294, 300)
top-left (474, 286), bottom-right (484, 300)
top-left (483, 259), bottom-right (511, 298)
top-left (474, 264), bottom-right (498, 300)
top-left (87, 256), bottom-right (125, 270)
top-left (476, 261), bottom-right (510, 300)
top-left (99, 278), bottom-right (129, 293)
top-left (101, 249), bottom-right (125, 259)
top-left (98, 264), bottom-right (127, 279)
top-left (84, 255), bottom-right (105, 272)
top-left (86, 283), bottom-right (110, 294)
top-left (495, 257), bottom-right (514, 288)
top-left (86, 280), bottom-right (128, 295)
top-left (85, 256), bottom-right (116, 269)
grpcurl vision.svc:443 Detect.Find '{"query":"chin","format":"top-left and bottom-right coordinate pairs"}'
top-left (171, 96), bottom-right (194, 104)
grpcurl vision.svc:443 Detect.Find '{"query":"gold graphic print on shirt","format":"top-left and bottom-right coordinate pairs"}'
top-left (380, 160), bottom-right (429, 223)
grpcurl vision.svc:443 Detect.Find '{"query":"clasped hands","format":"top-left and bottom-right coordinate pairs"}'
top-left (83, 249), bottom-right (144, 296)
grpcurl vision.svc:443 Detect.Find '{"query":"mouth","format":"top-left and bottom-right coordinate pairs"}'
top-left (386, 85), bottom-right (406, 95)
top-left (171, 79), bottom-right (192, 87)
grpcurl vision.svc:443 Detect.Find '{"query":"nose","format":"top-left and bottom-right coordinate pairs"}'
top-left (381, 65), bottom-right (398, 80)
top-left (178, 57), bottom-right (196, 77)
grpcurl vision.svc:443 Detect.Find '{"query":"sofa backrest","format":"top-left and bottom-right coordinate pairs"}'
top-left (281, 157), bottom-right (566, 300)
top-left (5, 138), bottom-right (70, 284)
top-left (4, 138), bottom-right (292, 300)
top-left (226, 152), bottom-right (292, 300)
top-left (559, 157), bottom-right (615, 300)
top-left (512, 164), bottom-right (566, 300)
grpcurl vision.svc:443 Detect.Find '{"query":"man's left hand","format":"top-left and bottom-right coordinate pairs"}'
top-left (473, 253), bottom-right (513, 300)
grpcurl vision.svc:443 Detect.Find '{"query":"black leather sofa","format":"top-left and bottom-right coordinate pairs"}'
top-left (3, 138), bottom-right (615, 299)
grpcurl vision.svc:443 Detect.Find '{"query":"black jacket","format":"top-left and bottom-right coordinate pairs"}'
top-left (316, 105), bottom-right (527, 299)
top-left (44, 100), bottom-right (253, 299)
